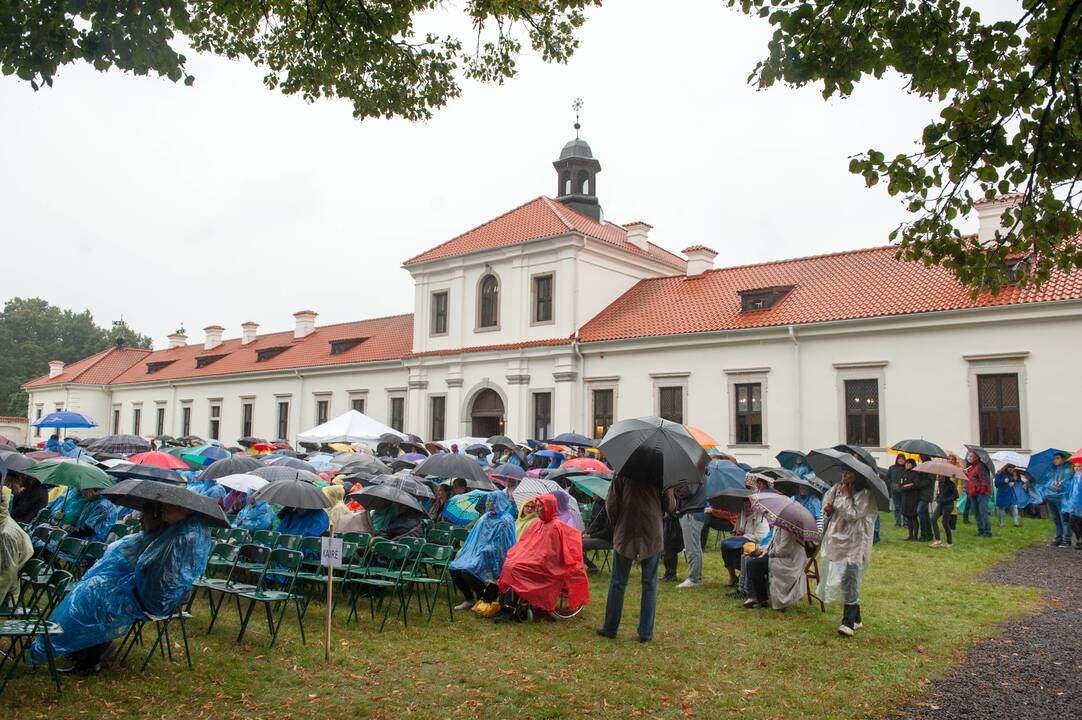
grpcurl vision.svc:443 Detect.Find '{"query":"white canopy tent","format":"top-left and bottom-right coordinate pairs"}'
top-left (297, 410), bottom-right (407, 445)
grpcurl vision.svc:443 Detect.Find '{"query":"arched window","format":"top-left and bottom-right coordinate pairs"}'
top-left (562, 171), bottom-right (571, 195)
top-left (478, 274), bottom-right (499, 328)
top-left (578, 170), bottom-right (591, 195)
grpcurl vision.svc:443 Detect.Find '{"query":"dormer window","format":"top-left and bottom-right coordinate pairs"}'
top-left (1004, 256), bottom-right (1031, 285)
top-left (478, 273), bottom-right (500, 329)
top-left (146, 360), bottom-right (176, 374)
top-left (194, 354), bottom-right (226, 369)
top-left (256, 346), bottom-right (289, 362)
top-left (738, 285), bottom-right (794, 312)
top-left (329, 337), bottom-right (367, 355)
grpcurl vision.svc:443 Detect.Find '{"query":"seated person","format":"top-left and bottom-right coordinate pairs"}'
top-left (47, 487), bottom-right (87, 528)
top-left (30, 502), bottom-right (212, 673)
top-left (448, 491), bottom-right (517, 612)
top-left (515, 497), bottom-right (540, 540)
top-left (495, 493), bottom-right (589, 620)
top-left (721, 501), bottom-right (769, 588)
top-left (234, 495), bottom-right (275, 532)
top-left (742, 524), bottom-right (809, 609)
top-left (8, 473), bottom-right (49, 525)
top-left (0, 499), bottom-right (34, 603)
top-left (581, 496), bottom-right (613, 574)
top-left (276, 506), bottom-right (330, 537)
top-left (323, 485), bottom-right (346, 527)
top-left (63, 488), bottom-right (119, 543)
top-left (367, 497), bottom-right (425, 540)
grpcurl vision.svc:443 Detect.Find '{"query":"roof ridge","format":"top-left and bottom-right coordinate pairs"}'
top-left (403, 197), bottom-right (551, 266)
top-left (160, 313), bottom-right (416, 350)
top-left (637, 244), bottom-right (901, 282)
top-left (541, 197), bottom-right (580, 233)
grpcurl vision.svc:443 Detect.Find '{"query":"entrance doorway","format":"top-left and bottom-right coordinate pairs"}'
top-left (470, 388), bottom-right (505, 438)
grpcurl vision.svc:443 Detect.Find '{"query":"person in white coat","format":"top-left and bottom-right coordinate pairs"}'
top-left (743, 524), bottom-right (809, 609)
top-left (819, 468), bottom-right (878, 637)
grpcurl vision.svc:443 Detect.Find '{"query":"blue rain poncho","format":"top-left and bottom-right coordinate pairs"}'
top-left (794, 491), bottom-right (822, 521)
top-left (30, 514), bottom-right (212, 664)
top-left (1039, 463), bottom-right (1073, 504)
top-left (793, 463), bottom-right (812, 479)
top-left (43, 438), bottom-right (62, 454)
top-left (48, 488), bottom-right (87, 527)
top-left (60, 439), bottom-right (81, 458)
top-left (72, 494), bottom-right (119, 543)
top-left (994, 471), bottom-right (1021, 509)
top-left (276, 508), bottom-right (329, 537)
top-left (1063, 472), bottom-right (1082, 517)
top-left (449, 491), bottom-right (517, 584)
top-left (235, 500), bottom-right (275, 531)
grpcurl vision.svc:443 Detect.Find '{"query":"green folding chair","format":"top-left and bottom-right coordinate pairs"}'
top-left (116, 588), bottom-right (196, 672)
top-left (449, 527), bottom-right (469, 549)
top-left (0, 570), bottom-right (72, 694)
top-left (235, 548), bottom-right (307, 647)
top-left (249, 530), bottom-right (279, 547)
top-left (404, 543), bottom-right (455, 623)
top-left (426, 528), bottom-right (451, 545)
top-left (204, 544), bottom-right (267, 634)
top-left (349, 541), bottom-right (412, 632)
top-left (75, 541), bottom-right (107, 578)
top-left (275, 534), bottom-right (302, 550)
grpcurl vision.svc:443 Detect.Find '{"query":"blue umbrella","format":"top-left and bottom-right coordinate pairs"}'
top-left (181, 445), bottom-right (230, 467)
top-left (706, 459), bottom-right (747, 495)
top-left (775, 450), bottom-right (805, 472)
top-left (1027, 448), bottom-right (1070, 488)
top-left (492, 463), bottom-right (526, 480)
top-left (443, 490), bottom-right (485, 525)
top-left (549, 432), bottom-right (595, 448)
top-left (32, 411), bottom-right (98, 429)
top-left (533, 449), bottom-right (564, 459)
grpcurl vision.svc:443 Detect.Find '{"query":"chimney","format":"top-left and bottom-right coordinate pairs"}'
top-left (167, 328), bottom-right (188, 349)
top-left (203, 325), bottom-right (225, 351)
top-left (683, 245), bottom-right (718, 277)
top-left (975, 194), bottom-right (1023, 245)
top-left (241, 321), bottom-right (259, 345)
top-left (624, 221), bottom-right (652, 252)
top-left (293, 310), bottom-right (318, 339)
top-left (48, 360), bottom-right (65, 378)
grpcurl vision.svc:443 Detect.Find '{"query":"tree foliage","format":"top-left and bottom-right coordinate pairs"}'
top-left (728, 0), bottom-right (1082, 292)
top-left (0, 298), bottom-right (152, 416)
top-left (0, 1), bottom-right (598, 121)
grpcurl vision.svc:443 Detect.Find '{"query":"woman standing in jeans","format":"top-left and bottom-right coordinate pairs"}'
top-left (929, 474), bottom-right (959, 548)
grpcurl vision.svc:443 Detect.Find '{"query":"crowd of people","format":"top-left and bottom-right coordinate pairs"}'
top-left (2, 425), bottom-right (1081, 681)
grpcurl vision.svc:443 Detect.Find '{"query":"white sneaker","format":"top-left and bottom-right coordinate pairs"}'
top-left (454, 600), bottom-right (476, 611)
top-left (676, 579), bottom-right (702, 589)
top-left (853, 622), bottom-right (864, 631)
top-left (837, 624), bottom-right (854, 637)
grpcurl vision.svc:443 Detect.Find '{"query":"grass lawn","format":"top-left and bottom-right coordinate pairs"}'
top-left (4, 515), bottom-right (1053, 719)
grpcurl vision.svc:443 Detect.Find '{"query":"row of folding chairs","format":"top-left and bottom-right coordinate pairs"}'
top-left (0, 567), bottom-right (73, 695)
top-left (28, 528), bottom-right (107, 580)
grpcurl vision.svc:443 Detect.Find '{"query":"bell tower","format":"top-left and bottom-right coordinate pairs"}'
top-left (552, 99), bottom-right (602, 222)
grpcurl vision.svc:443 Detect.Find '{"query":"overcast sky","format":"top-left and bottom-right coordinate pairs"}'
top-left (1, 1), bottom-right (1006, 348)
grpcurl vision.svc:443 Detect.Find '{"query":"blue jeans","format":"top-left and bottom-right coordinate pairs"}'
top-left (1047, 500), bottom-right (1067, 543)
top-left (892, 492), bottom-right (903, 526)
top-left (916, 500), bottom-right (932, 539)
top-left (971, 494), bottom-right (991, 535)
top-left (601, 551), bottom-right (659, 640)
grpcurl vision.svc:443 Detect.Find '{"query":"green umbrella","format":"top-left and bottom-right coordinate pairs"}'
top-left (24, 458), bottom-right (114, 489)
top-left (570, 475), bottom-right (611, 500)
top-left (161, 445), bottom-right (203, 470)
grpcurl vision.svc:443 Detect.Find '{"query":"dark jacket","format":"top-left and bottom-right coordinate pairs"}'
top-left (884, 463), bottom-right (908, 496)
top-left (900, 469), bottom-right (927, 517)
top-left (585, 498), bottom-right (612, 541)
top-left (607, 472), bottom-right (667, 562)
top-left (936, 477), bottom-right (959, 505)
top-left (914, 471), bottom-right (934, 502)
top-left (667, 479), bottom-right (706, 517)
top-left (10, 481), bottom-right (49, 524)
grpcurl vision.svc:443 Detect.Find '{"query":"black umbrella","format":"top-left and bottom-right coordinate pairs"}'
top-left (598, 416), bottom-right (708, 489)
top-left (86, 434), bottom-right (152, 455)
top-left (372, 473), bottom-right (435, 500)
top-left (339, 455), bottom-right (391, 477)
top-left (414, 452), bottom-right (492, 486)
top-left (708, 487), bottom-right (756, 513)
top-left (0, 451), bottom-right (36, 478)
top-left (963, 444), bottom-right (997, 479)
top-left (378, 433), bottom-right (403, 445)
top-left (272, 449), bottom-right (299, 458)
top-left (832, 444), bottom-right (880, 471)
top-left (398, 441), bottom-right (429, 456)
top-left (348, 483), bottom-right (425, 514)
top-left (105, 462), bottom-right (185, 484)
top-left (237, 436), bottom-right (266, 448)
top-left (389, 459), bottom-right (418, 473)
top-left (267, 455), bottom-right (317, 473)
top-left (549, 432), bottom-right (595, 448)
top-left (891, 438), bottom-right (947, 459)
top-left (253, 478), bottom-right (331, 509)
top-left (807, 448), bottom-right (890, 510)
top-left (487, 435), bottom-right (516, 450)
top-left (153, 434), bottom-right (176, 443)
top-left (464, 443), bottom-right (490, 457)
top-left (199, 454), bottom-right (264, 481)
top-left (101, 479), bottom-right (230, 528)
top-left (763, 467), bottom-right (831, 497)
top-left (251, 465), bottom-right (322, 484)
top-left (491, 463), bottom-right (526, 480)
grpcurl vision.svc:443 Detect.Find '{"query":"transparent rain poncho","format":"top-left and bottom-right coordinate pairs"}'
top-left (0, 502), bottom-right (34, 603)
top-left (817, 484), bottom-right (877, 605)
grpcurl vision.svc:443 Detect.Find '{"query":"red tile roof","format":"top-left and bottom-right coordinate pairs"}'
top-left (0, 416), bottom-right (28, 423)
top-left (403, 196), bottom-right (687, 270)
top-left (25, 315), bottom-right (414, 388)
top-left (577, 246), bottom-right (1082, 342)
top-left (23, 347), bottom-right (151, 388)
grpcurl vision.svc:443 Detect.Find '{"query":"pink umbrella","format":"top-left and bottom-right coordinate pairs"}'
top-left (128, 451), bottom-right (191, 470)
top-left (913, 459), bottom-right (967, 480)
top-left (563, 457), bottom-right (608, 473)
top-left (750, 492), bottom-right (819, 544)
top-left (0, 434), bottom-right (15, 448)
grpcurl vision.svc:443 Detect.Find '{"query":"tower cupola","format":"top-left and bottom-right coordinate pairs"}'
top-left (552, 100), bottom-right (602, 221)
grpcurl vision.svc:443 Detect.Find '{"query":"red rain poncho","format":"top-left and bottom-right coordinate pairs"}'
top-left (498, 493), bottom-right (589, 613)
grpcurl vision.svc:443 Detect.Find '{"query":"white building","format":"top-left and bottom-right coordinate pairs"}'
top-left (23, 137), bottom-right (1082, 467)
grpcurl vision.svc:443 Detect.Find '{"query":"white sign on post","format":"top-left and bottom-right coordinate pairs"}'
top-left (320, 537), bottom-right (344, 568)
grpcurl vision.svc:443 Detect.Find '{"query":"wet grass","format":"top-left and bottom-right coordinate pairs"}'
top-left (4, 515), bottom-right (1052, 719)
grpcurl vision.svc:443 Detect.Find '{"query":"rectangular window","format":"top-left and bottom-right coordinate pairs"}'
top-left (351, 398), bottom-right (365, 414)
top-left (181, 406), bottom-right (192, 437)
top-left (592, 389), bottom-right (614, 440)
top-left (978, 373), bottom-right (1021, 447)
top-left (431, 291), bottom-right (448, 335)
top-left (533, 274), bottom-right (553, 323)
top-left (316, 399), bottom-right (329, 426)
top-left (209, 404), bottom-right (221, 441)
top-left (532, 392), bottom-right (552, 441)
top-left (131, 407), bottom-right (142, 436)
top-left (112, 408), bottom-right (120, 435)
top-left (241, 402), bottom-right (253, 438)
top-left (844, 379), bottom-right (880, 446)
top-left (658, 386), bottom-right (683, 424)
top-left (277, 401), bottom-right (289, 441)
top-left (430, 396), bottom-right (446, 441)
top-left (34, 406), bottom-right (43, 437)
top-left (390, 397), bottom-right (405, 432)
top-left (734, 383), bottom-right (763, 444)
top-left (155, 407), bottom-right (165, 437)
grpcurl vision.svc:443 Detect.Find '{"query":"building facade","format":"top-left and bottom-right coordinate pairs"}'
top-left (23, 137), bottom-right (1082, 467)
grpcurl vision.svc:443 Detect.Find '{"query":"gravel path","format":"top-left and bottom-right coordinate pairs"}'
top-left (897, 544), bottom-right (1082, 719)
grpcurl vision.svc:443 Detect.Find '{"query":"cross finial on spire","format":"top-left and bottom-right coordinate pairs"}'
top-left (572, 98), bottom-right (583, 139)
